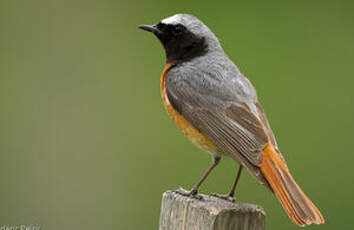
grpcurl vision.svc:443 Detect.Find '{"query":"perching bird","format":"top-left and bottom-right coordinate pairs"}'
top-left (139, 14), bottom-right (324, 226)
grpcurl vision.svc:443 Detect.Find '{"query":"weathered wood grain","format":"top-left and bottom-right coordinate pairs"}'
top-left (159, 188), bottom-right (265, 230)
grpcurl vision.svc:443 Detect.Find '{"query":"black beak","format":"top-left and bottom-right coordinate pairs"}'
top-left (138, 24), bottom-right (160, 34)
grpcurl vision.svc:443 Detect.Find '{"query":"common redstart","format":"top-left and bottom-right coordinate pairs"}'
top-left (139, 14), bottom-right (324, 226)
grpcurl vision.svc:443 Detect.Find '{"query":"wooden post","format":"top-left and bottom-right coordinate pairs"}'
top-left (159, 188), bottom-right (265, 230)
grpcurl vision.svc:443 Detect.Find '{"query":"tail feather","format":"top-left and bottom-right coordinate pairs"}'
top-left (261, 143), bottom-right (324, 226)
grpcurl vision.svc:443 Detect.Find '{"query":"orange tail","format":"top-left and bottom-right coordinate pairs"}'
top-left (260, 143), bottom-right (324, 226)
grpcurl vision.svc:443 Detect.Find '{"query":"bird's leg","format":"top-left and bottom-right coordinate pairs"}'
top-left (228, 165), bottom-right (243, 197)
top-left (175, 156), bottom-right (221, 198)
top-left (211, 165), bottom-right (243, 202)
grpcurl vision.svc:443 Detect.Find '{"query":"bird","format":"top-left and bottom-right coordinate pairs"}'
top-left (138, 14), bottom-right (324, 226)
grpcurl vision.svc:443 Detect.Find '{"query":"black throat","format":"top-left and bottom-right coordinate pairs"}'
top-left (155, 23), bottom-right (208, 63)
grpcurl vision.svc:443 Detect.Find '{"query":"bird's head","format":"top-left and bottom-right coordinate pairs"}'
top-left (139, 14), bottom-right (222, 63)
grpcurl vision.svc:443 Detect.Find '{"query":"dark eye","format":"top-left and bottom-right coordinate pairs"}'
top-left (156, 22), bottom-right (164, 30)
top-left (172, 24), bottom-right (185, 35)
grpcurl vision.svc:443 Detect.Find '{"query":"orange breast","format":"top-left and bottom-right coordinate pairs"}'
top-left (161, 63), bottom-right (218, 154)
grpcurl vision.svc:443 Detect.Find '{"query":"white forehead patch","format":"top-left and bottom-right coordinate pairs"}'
top-left (161, 14), bottom-right (183, 25)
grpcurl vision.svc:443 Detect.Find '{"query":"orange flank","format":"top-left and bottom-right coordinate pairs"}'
top-left (261, 143), bottom-right (324, 226)
top-left (161, 63), bottom-right (218, 154)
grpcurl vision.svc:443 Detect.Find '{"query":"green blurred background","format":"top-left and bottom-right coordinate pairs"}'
top-left (0, 0), bottom-right (353, 229)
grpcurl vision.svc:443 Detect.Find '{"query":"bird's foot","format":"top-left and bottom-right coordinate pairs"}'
top-left (210, 193), bottom-right (236, 202)
top-left (174, 188), bottom-right (203, 200)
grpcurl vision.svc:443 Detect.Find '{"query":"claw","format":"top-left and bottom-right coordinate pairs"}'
top-left (174, 188), bottom-right (203, 200)
top-left (210, 193), bottom-right (236, 202)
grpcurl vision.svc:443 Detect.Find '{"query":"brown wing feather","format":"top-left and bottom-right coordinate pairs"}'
top-left (255, 102), bottom-right (287, 166)
top-left (166, 80), bottom-right (273, 188)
